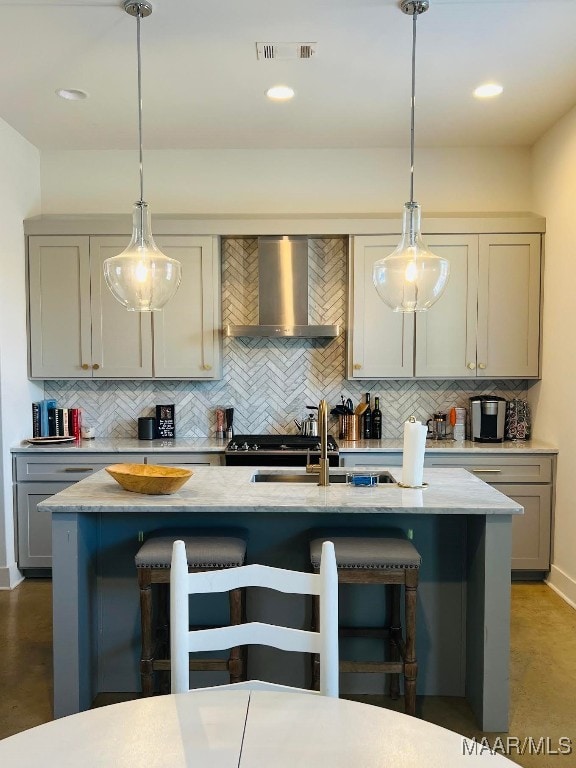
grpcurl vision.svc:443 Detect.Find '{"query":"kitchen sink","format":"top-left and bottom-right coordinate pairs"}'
top-left (251, 471), bottom-right (395, 484)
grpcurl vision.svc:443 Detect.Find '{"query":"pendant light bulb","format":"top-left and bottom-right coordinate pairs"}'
top-left (374, 202), bottom-right (449, 312)
top-left (104, 201), bottom-right (181, 311)
top-left (372, 0), bottom-right (449, 312)
top-left (103, 1), bottom-right (181, 312)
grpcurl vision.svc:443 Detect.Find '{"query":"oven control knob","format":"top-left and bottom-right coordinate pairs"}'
top-left (229, 442), bottom-right (238, 451)
top-left (251, 444), bottom-right (259, 451)
top-left (314, 443), bottom-right (321, 452)
top-left (241, 442), bottom-right (249, 451)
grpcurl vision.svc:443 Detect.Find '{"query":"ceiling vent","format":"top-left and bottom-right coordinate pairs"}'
top-left (256, 42), bottom-right (317, 60)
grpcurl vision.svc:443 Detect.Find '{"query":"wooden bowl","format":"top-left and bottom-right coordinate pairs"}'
top-left (105, 463), bottom-right (193, 495)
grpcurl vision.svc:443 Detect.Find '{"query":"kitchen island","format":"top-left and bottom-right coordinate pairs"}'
top-left (40, 465), bottom-right (522, 731)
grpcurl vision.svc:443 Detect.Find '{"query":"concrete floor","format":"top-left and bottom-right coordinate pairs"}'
top-left (1, 580), bottom-right (575, 766)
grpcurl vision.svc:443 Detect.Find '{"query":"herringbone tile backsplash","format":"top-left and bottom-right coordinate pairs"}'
top-left (45, 237), bottom-right (528, 439)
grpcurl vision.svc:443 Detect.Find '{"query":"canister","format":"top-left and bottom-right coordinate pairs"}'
top-left (339, 414), bottom-right (360, 441)
top-left (138, 416), bottom-right (156, 440)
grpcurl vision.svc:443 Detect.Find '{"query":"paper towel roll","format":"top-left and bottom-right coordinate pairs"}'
top-left (401, 419), bottom-right (427, 487)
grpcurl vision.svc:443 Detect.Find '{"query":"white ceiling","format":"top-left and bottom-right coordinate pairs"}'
top-left (1, 0), bottom-right (576, 150)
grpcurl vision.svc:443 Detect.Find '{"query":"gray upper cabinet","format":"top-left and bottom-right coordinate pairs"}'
top-left (89, 238), bottom-right (153, 377)
top-left (28, 233), bottom-right (222, 380)
top-left (349, 228), bottom-right (542, 380)
top-left (348, 235), bottom-right (415, 378)
top-left (152, 236), bottom-right (221, 379)
top-left (476, 234), bottom-right (541, 378)
top-left (28, 236), bottom-right (93, 378)
top-left (414, 235), bottom-right (479, 378)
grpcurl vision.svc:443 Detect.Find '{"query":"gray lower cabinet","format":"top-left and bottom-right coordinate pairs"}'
top-left (13, 453), bottom-right (143, 569)
top-left (16, 482), bottom-right (65, 569)
top-left (493, 484), bottom-right (552, 572)
top-left (340, 451), bottom-right (555, 572)
top-left (14, 451), bottom-right (223, 569)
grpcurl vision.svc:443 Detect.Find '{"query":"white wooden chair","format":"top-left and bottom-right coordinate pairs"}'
top-left (170, 539), bottom-right (339, 697)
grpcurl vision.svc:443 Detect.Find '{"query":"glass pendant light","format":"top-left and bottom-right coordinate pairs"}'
top-left (373, 0), bottom-right (449, 312)
top-left (104, 1), bottom-right (181, 311)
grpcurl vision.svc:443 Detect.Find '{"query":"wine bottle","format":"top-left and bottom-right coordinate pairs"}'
top-left (363, 392), bottom-right (372, 439)
top-left (372, 396), bottom-right (382, 440)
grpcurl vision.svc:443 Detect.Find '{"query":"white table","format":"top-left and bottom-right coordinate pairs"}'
top-left (0, 690), bottom-right (515, 767)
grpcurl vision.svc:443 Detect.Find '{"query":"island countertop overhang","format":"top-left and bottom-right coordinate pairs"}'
top-left (38, 466), bottom-right (523, 516)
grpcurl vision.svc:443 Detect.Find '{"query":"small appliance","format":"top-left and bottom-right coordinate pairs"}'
top-left (469, 396), bottom-right (506, 442)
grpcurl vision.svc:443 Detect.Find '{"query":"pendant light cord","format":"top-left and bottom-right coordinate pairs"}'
top-left (136, 6), bottom-right (144, 205)
top-left (409, 8), bottom-right (417, 206)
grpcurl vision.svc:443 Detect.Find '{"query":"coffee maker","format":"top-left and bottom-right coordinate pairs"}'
top-left (469, 396), bottom-right (506, 442)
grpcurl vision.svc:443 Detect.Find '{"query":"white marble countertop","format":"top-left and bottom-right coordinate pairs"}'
top-left (39, 466), bottom-right (523, 516)
top-left (11, 437), bottom-right (228, 453)
top-left (339, 438), bottom-right (558, 453)
top-left (12, 437), bottom-right (557, 454)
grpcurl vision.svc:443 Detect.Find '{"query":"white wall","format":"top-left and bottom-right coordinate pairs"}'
top-left (0, 119), bottom-right (42, 589)
top-left (530, 105), bottom-right (576, 607)
top-left (41, 147), bottom-right (531, 214)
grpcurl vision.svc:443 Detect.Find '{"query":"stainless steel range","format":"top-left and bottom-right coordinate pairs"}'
top-left (224, 434), bottom-right (339, 466)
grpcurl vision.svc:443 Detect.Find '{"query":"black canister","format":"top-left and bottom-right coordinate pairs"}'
top-left (138, 416), bottom-right (156, 440)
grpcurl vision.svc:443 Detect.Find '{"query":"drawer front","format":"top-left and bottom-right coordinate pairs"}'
top-left (424, 455), bottom-right (552, 483)
top-left (15, 454), bottom-right (143, 482)
top-left (144, 453), bottom-right (223, 467)
top-left (340, 452), bottom-right (403, 468)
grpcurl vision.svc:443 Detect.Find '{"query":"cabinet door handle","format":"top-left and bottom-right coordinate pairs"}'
top-left (472, 468), bottom-right (502, 473)
top-left (64, 467), bottom-right (94, 473)
top-left (478, 363), bottom-right (487, 370)
top-left (92, 363), bottom-right (100, 370)
top-left (467, 362), bottom-right (476, 370)
top-left (353, 363), bottom-right (362, 370)
top-left (202, 364), bottom-right (212, 371)
top-left (81, 363), bottom-right (90, 370)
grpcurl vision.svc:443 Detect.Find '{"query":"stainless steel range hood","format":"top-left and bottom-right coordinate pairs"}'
top-left (225, 236), bottom-right (340, 338)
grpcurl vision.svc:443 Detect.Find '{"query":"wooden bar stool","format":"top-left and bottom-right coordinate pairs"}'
top-left (135, 535), bottom-right (247, 696)
top-left (310, 535), bottom-right (421, 716)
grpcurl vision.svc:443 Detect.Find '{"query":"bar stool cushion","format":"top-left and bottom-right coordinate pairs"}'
top-left (135, 536), bottom-right (246, 569)
top-left (310, 536), bottom-right (421, 570)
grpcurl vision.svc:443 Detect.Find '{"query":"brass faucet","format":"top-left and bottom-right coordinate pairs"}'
top-left (306, 399), bottom-right (330, 486)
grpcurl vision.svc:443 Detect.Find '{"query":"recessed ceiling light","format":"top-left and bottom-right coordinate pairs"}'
top-left (56, 88), bottom-right (89, 101)
top-left (473, 83), bottom-right (503, 99)
top-left (266, 85), bottom-right (295, 101)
